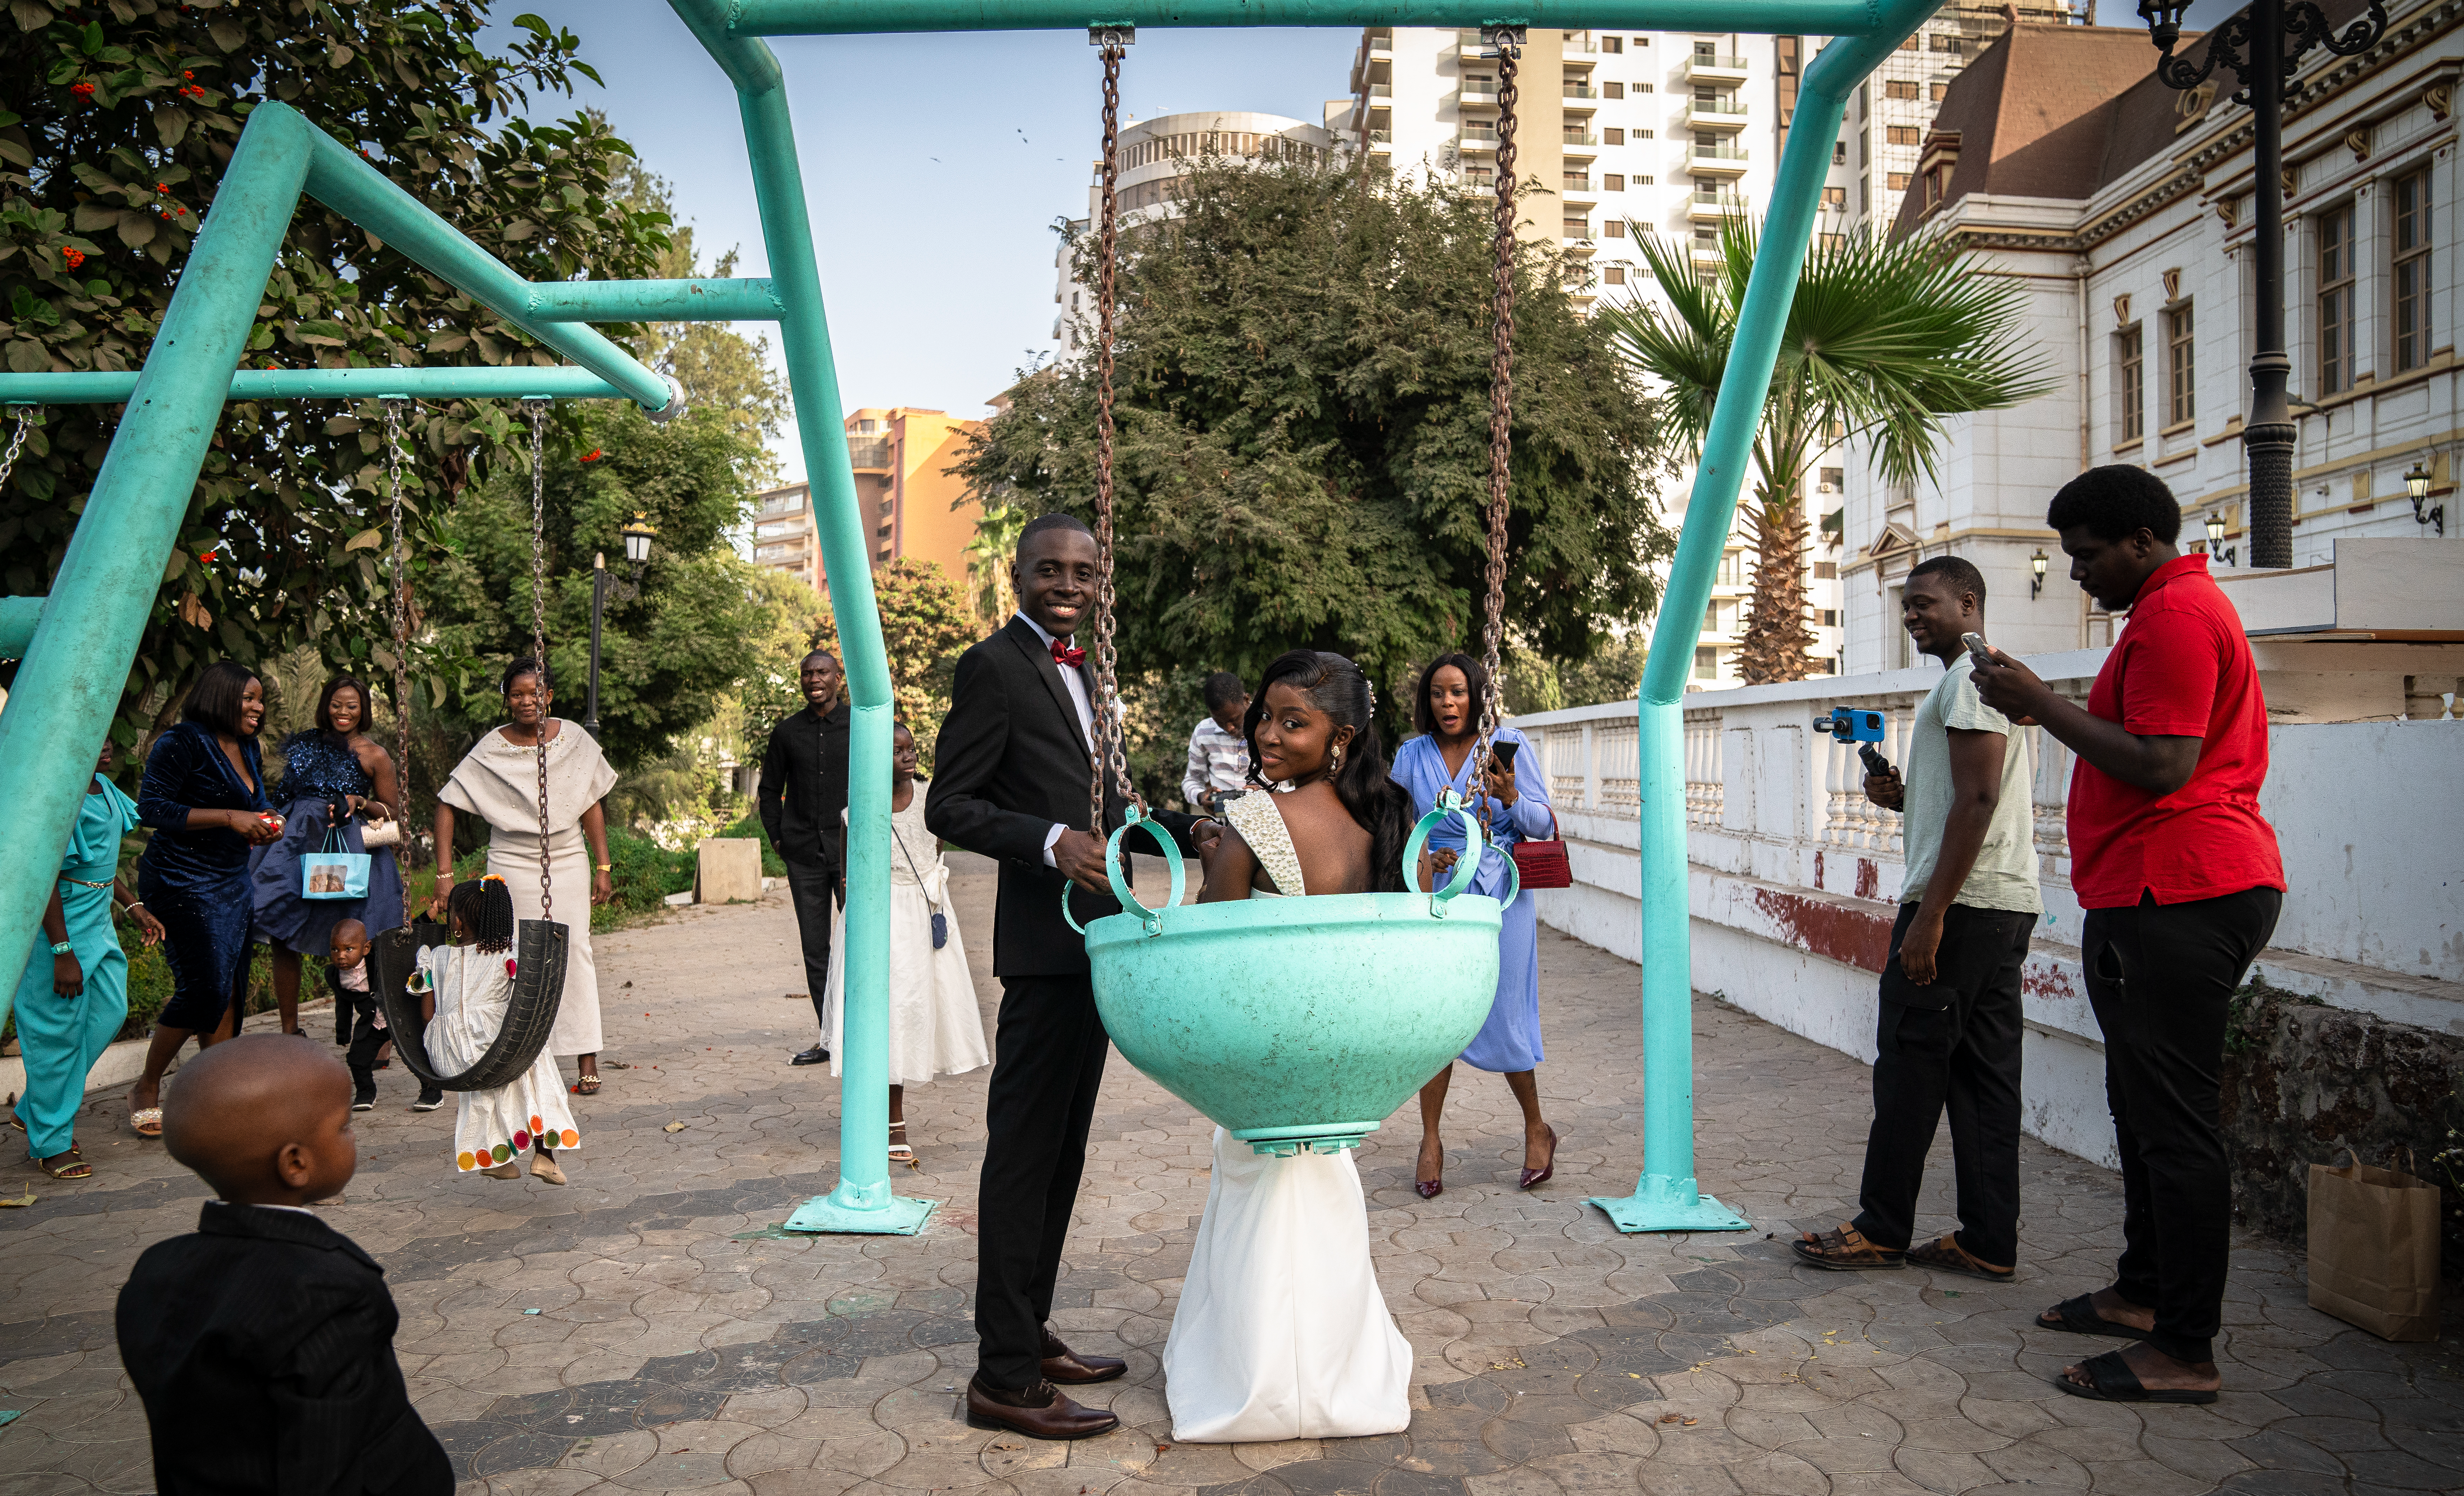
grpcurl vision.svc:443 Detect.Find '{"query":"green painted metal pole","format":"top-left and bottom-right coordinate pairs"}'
top-left (730, 0), bottom-right (1881, 36)
top-left (0, 367), bottom-right (628, 404)
top-left (0, 104), bottom-right (315, 1034)
top-left (0, 596), bottom-right (42, 659)
top-left (290, 112), bottom-right (679, 415)
top-left (666, 0), bottom-right (929, 1234)
top-left (526, 278), bottom-right (783, 323)
top-left (1591, 0), bottom-right (1945, 1233)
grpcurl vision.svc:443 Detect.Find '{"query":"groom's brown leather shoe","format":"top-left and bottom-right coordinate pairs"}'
top-left (1040, 1329), bottom-right (1128, 1385)
top-left (965, 1376), bottom-right (1118, 1440)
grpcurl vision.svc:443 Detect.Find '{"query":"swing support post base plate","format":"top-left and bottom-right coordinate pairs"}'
top-left (1589, 1174), bottom-right (1751, 1235)
top-left (782, 1187), bottom-right (937, 1236)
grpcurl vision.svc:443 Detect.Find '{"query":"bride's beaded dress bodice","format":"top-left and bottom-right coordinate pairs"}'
top-left (1219, 790), bottom-right (1304, 897)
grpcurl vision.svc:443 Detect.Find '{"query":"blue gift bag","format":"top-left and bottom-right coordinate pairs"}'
top-left (302, 824), bottom-right (371, 900)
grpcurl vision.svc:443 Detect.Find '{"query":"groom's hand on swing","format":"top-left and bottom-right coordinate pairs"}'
top-left (1053, 828), bottom-right (1113, 896)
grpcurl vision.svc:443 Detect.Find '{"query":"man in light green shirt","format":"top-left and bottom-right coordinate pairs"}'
top-left (1795, 556), bottom-right (2041, 1284)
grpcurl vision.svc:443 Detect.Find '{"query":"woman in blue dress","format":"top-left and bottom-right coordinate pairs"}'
top-left (1389, 652), bottom-right (1559, 1198)
top-left (125, 661), bottom-right (283, 1138)
top-left (14, 737), bottom-right (164, 1178)
top-left (252, 675), bottom-right (405, 1035)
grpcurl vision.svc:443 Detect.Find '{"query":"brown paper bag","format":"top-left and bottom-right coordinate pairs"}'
top-left (2307, 1149), bottom-right (2442, 1342)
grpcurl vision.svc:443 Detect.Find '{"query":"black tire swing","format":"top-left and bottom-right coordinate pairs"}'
top-left (370, 398), bottom-right (571, 1091)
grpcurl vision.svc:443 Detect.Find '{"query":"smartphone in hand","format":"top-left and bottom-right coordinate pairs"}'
top-left (1494, 740), bottom-right (1520, 772)
top-left (1960, 631), bottom-right (1995, 668)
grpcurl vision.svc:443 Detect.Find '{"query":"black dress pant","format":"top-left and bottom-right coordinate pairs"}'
top-left (1853, 901), bottom-right (2035, 1267)
top-left (2082, 884), bottom-right (2281, 1367)
top-left (344, 995), bottom-right (388, 1085)
top-left (784, 859), bottom-right (843, 1039)
top-left (974, 973), bottom-right (1110, 1390)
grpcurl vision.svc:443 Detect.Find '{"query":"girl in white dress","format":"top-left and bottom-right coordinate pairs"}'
top-left (820, 722), bottom-right (989, 1167)
top-left (410, 876), bottom-right (580, 1185)
top-left (1166, 650), bottom-right (1417, 1443)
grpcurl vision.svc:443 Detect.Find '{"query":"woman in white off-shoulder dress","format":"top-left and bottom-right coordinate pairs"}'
top-left (1164, 649), bottom-right (1417, 1443)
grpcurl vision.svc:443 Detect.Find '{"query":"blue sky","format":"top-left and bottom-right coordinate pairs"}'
top-left (481, 4), bottom-right (1357, 481)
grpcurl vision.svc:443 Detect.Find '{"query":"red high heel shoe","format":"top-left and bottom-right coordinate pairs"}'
top-left (1519, 1124), bottom-right (1558, 1190)
top-left (1415, 1137), bottom-right (1444, 1200)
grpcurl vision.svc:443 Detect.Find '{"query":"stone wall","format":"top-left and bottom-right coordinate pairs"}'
top-left (2222, 983), bottom-right (2464, 1280)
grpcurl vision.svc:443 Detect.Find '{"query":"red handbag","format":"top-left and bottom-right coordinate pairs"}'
top-left (1508, 806), bottom-right (1572, 890)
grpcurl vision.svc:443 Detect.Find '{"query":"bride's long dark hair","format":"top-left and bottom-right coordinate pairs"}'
top-left (1242, 650), bottom-right (1414, 893)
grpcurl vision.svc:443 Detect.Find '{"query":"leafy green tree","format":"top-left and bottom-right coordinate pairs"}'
top-left (0, 0), bottom-right (668, 742)
top-left (956, 159), bottom-right (1672, 727)
top-left (419, 398), bottom-right (771, 774)
top-left (1599, 220), bottom-right (2052, 684)
top-left (610, 151), bottom-right (790, 483)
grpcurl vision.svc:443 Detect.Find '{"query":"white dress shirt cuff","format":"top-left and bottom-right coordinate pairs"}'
top-left (1042, 821), bottom-right (1067, 868)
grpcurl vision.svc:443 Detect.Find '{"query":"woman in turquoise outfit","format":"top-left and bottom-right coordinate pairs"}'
top-left (15, 739), bottom-right (163, 1178)
top-left (1390, 653), bottom-right (1559, 1199)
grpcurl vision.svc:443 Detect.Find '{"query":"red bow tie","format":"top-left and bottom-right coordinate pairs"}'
top-left (1049, 638), bottom-right (1086, 669)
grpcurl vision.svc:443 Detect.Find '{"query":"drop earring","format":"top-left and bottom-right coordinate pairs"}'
top-left (1330, 743), bottom-right (1345, 773)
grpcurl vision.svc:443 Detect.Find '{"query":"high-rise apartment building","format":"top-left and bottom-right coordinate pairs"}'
top-left (1345, 26), bottom-right (1851, 682)
top-left (750, 481), bottom-right (819, 587)
top-left (829, 408), bottom-right (986, 589)
top-left (1052, 109), bottom-right (1337, 350)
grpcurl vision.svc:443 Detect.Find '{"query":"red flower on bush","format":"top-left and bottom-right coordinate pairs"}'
top-left (582, 448), bottom-right (603, 462)
top-left (62, 248), bottom-right (85, 269)
top-left (199, 549), bottom-right (218, 563)
top-left (69, 80), bottom-right (95, 98)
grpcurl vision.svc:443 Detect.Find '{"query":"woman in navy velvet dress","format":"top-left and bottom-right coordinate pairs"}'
top-left (125, 662), bottom-right (282, 1138)
top-left (1389, 653), bottom-right (1559, 1199)
top-left (252, 676), bottom-right (404, 1035)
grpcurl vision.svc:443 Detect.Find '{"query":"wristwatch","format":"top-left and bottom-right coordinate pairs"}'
top-left (50, 940), bottom-right (74, 955)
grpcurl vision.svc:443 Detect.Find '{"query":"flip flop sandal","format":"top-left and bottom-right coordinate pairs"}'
top-left (32, 1155), bottom-right (92, 1181)
top-left (1907, 1234), bottom-right (2014, 1283)
top-left (2037, 1293), bottom-right (2148, 1340)
top-left (1791, 1224), bottom-right (1905, 1271)
top-left (2053, 1349), bottom-right (2218, 1404)
top-left (129, 1107), bottom-right (163, 1139)
top-left (571, 1076), bottom-right (602, 1096)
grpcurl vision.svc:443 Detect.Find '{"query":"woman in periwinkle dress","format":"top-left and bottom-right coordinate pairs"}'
top-left (1390, 652), bottom-right (1559, 1198)
top-left (251, 676), bottom-right (405, 1035)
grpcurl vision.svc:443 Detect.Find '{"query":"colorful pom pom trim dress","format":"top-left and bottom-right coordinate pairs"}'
top-left (411, 944), bottom-right (580, 1172)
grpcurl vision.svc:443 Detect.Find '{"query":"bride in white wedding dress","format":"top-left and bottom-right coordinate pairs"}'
top-left (1162, 650), bottom-right (1415, 1443)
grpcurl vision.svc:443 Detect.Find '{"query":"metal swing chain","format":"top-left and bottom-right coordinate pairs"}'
top-left (383, 399), bottom-right (412, 825)
top-left (1471, 29), bottom-right (1521, 833)
top-left (524, 398), bottom-right (554, 927)
top-left (1087, 28), bottom-right (1142, 837)
top-left (0, 408), bottom-right (33, 491)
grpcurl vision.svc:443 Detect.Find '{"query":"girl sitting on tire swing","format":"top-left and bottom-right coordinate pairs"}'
top-left (408, 876), bottom-right (579, 1185)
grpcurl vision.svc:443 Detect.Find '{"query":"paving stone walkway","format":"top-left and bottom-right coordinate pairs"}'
top-left (1, 852), bottom-right (2457, 1496)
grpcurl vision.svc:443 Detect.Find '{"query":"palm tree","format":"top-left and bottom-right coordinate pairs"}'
top-left (962, 498), bottom-right (1029, 626)
top-left (1598, 218), bottom-right (2054, 684)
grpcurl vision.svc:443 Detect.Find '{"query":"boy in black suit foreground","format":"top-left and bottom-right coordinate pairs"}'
top-left (927, 513), bottom-right (1206, 1439)
top-left (118, 1034), bottom-right (451, 1495)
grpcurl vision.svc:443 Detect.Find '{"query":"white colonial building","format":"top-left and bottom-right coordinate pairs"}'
top-left (1840, 2), bottom-right (2464, 672)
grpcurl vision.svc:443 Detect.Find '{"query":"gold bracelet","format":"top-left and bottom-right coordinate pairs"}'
top-left (594, 863), bottom-right (612, 871)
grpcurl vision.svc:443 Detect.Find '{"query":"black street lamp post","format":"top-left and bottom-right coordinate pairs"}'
top-left (584, 514), bottom-right (659, 741)
top-left (2135, 0), bottom-right (2391, 569)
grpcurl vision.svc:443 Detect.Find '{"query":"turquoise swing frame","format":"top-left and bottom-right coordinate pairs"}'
top-left (0, 0), bottom-right (1942, 1236)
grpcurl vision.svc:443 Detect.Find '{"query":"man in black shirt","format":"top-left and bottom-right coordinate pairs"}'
top-left (759, 650), bottom-right (850, 1065)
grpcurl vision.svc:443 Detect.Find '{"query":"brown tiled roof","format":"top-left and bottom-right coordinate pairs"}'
top-left (1891, 22), bottom-right (2186, 238)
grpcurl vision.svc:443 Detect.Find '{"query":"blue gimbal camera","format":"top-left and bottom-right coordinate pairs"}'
top-left (1815, 707), bottom-right (1893, 778)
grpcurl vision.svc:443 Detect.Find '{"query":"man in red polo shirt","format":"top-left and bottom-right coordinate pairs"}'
top-left (1973, 465), bottom-right (2283, 1407)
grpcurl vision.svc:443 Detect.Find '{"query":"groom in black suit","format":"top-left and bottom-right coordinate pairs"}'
top-left (926, 513), bottom-right (1203, 1440)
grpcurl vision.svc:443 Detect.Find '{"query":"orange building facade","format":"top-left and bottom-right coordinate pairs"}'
top-left (834, 407), bottom-right (984, 588)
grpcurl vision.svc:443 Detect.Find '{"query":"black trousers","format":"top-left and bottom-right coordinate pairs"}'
top-left (1853, 901), bottom-right (2036, 1267)
top-left (2082, 884), bottom-right (2281, 1367)
top-left (784, 859), bottom-right (844, 1040)
top-left (343, 995), bottom-right (388, 1085)
top-left (975, 972), bottom-right (1110, 1389)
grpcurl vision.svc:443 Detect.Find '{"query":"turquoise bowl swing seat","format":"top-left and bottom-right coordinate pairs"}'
top-left (1075, 794), bottom-right (1516, 1157)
